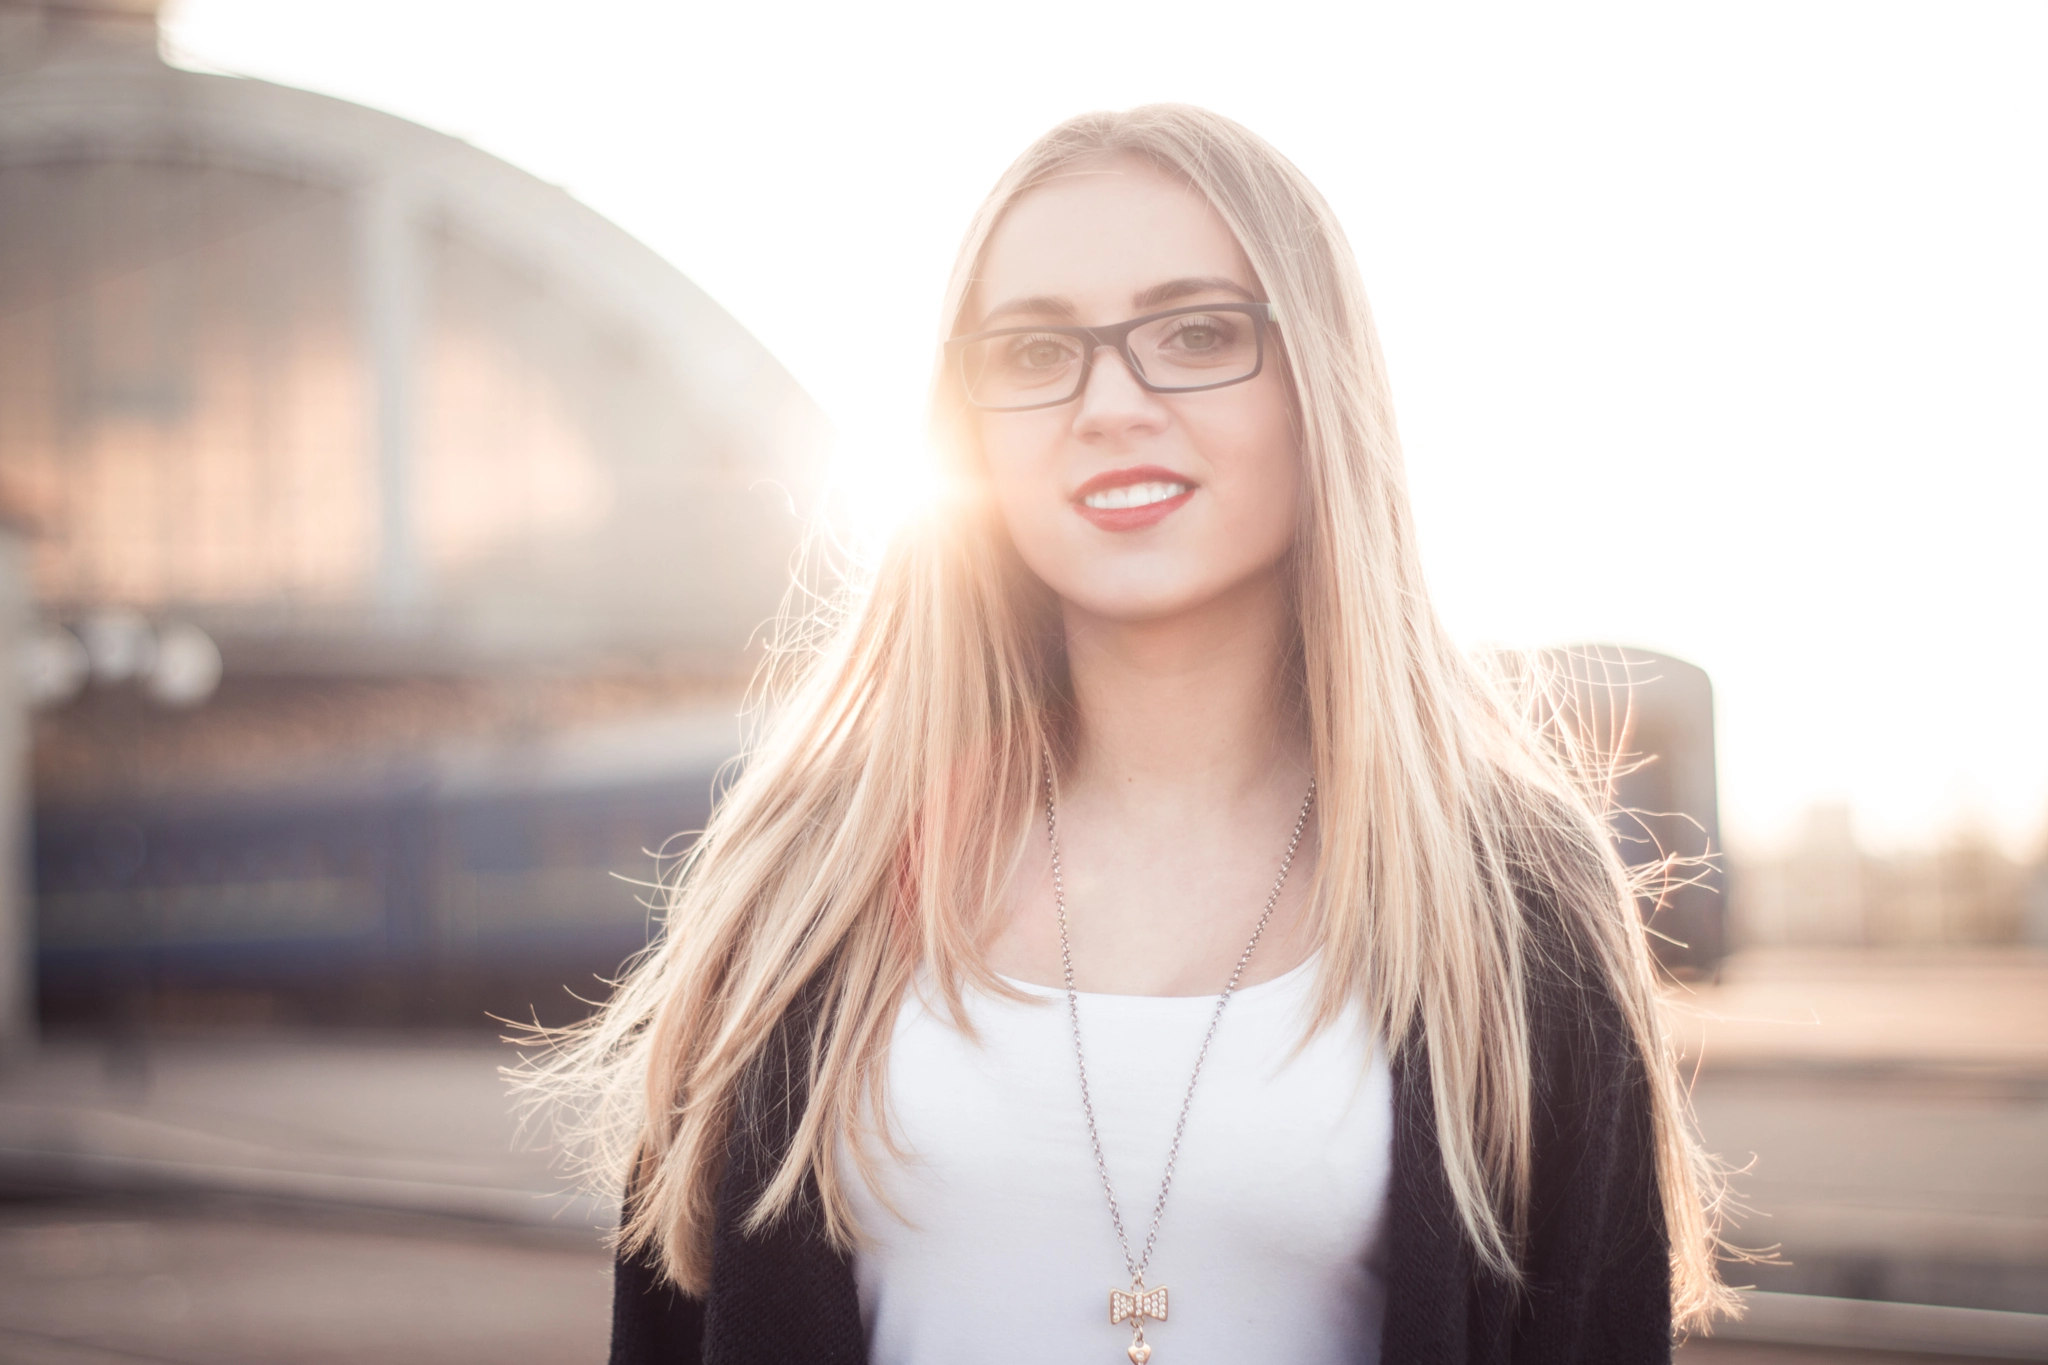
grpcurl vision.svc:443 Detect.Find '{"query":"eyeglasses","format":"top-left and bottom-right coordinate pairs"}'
top-left (946, 301), bottom-right (1278, 412)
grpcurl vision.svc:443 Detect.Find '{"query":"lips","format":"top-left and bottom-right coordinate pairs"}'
top-left (1072, 465), bottom-right (1196, 532)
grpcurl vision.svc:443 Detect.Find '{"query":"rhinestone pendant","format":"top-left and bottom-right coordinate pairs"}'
top-left (1110, 1280), bottom-right (1166, 1363)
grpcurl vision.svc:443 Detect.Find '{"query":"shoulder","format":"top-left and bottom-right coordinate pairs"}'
top-left (1504, 830), bottom-right (1663, 1233)
top-left (1504, 817), bottom-right (1643, 1079)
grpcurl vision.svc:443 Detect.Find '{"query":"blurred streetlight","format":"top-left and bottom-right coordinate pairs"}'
top-left (23, 615), bottom-right (221, 709)
top-left (22, 624), bottom-right (89, 708)
top-left (76, 610), bottom-right (155, 686)
top-left (145, 622), bottom-right (223, 709)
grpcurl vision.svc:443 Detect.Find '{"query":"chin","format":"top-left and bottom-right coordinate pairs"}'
top-left (1053, 576), bottom-right (1234, 624)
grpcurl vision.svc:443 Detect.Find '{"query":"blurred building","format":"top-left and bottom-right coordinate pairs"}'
top-left (1546, 647), bottom-right (1726, 976)
top-left (1732, 805), bottom-right (2041, 949)
top-left (0, 0), bottom-right (829, 1029)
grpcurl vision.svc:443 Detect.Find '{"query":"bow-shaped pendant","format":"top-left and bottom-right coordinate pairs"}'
top-left (1109, 1281), bottom-right (1167, 1362)
top-left (1108, 1281), bottom-right (1168, 1326)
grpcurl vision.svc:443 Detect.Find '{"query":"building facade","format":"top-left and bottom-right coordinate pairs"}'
top-left (1, 0), bottom-right (829, 1029)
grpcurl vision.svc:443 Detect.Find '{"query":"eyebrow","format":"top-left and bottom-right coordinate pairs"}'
top-left (977, 275), bottom-right (1259, 328)
top-left (1132, 276), bottom-right (1258, 311)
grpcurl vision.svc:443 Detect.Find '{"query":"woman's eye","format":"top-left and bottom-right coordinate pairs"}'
top-left (1166, 317), bottom-right (1233, 352)
top-left (1006, 335), bottom-right (1076, 371)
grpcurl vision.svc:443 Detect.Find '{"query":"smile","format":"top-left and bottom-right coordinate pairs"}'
top-left (1081, 480), bottom-right (1191, 511)
top-left (1071, 465), bottom-right (1197, 532)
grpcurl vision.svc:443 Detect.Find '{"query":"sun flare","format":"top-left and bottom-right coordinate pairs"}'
top-left (823, 425), bottom-right (949, 560)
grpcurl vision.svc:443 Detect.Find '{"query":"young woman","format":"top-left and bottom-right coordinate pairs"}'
top-left (545, 104), bottom-right (1731, 1364)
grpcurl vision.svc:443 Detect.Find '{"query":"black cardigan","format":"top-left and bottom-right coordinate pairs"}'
top-left (609, 902), bottom-right (1672, 1365)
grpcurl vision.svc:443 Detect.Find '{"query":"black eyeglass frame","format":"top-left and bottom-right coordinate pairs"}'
top-left (945, 301), bottom-right (1280, 412)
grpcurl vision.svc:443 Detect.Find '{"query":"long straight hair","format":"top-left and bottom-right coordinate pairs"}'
top-left (522, 104), bottom-right (1734, 1329)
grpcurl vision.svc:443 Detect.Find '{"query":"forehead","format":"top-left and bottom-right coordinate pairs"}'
top-left (974, 158), bottom-right (1254, 317)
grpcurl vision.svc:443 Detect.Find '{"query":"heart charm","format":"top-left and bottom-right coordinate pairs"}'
top-left (1127, 1343), bottom-right (1152, 1364)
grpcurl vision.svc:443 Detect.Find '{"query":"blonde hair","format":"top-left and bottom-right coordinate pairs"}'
top-left (523, 104), bottom-right (1734, 1330)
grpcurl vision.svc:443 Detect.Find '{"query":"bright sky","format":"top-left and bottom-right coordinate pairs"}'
top-left (160, 0), bottom-right (2048, 855)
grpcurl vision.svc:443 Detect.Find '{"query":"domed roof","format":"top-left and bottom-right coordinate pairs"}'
top-left (0, 0), bottom-right (829, 674)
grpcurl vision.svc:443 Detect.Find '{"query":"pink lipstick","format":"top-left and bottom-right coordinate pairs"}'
top-left (1072, 465), bottom-right (1196, 532)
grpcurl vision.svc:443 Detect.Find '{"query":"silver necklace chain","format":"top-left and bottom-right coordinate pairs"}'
top-left (1040, 762), bottom-right (1317, 1289)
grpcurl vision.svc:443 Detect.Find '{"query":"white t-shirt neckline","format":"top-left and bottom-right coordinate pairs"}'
top-left (991, 948), bottom-right (1323, 1004)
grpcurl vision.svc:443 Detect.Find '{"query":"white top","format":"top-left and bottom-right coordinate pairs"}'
top-left (845, 957), bottom-right (1394, 1365)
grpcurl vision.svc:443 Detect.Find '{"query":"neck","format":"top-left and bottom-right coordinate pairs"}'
top-left (1060, 566), bottom-right (1304, 810)
top-left (987, 564), bottom-right (1318, 995)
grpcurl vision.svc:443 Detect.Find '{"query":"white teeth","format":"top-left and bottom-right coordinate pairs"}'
top-left (1081, 481), bottom-right (1191, 511)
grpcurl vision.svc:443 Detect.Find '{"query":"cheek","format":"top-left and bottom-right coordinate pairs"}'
top-left (1209, 384), bottom-right (1302, 552)
top-left (977, 418), bottom-right (1066, 549)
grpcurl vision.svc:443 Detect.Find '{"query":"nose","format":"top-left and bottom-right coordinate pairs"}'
top-left (1072, 344), bottom-right (1169, 441)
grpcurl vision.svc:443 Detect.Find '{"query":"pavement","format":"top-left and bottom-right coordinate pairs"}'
top-left (0, 1032), bottom-right (604, 1230)
top-left (1674, 950), bottom-right (2048, 1321)
top-left (0, 1197), bottom-right (610, 1365)
top-left (1668, 949), bottom-right (2048, 1076)
top-left (1, 948), bottom-right (2044, 1363)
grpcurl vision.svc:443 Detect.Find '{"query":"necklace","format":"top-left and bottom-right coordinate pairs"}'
top-left (1040, 763), bottom-right (1317, 1365)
